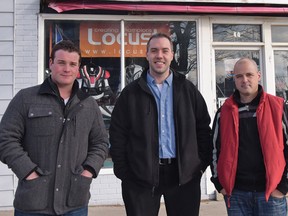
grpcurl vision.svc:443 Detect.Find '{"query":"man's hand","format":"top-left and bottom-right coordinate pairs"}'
top-left (220, 188), bottom-right (227, 196)
top-left (26, 171), bottom-right (39, 180)
top-left (81, 170), bottom-right (93, 178)
top-left (271, 189), bottom-right (285, 198)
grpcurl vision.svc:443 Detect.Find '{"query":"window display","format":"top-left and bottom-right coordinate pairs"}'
top-left (44, 20), bottom-right (197, 168)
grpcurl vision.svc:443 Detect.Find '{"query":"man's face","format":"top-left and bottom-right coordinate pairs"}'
top-left (49, 50), bottom-right (80, 88)
top-left (146, 37), bottom-right (174, 78)
top-left (233, 60), bottom-right (260, 98)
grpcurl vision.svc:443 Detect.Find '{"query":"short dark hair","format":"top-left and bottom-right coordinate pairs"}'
top-left (146, 33), bottom-right (173, 52)
top-left (50, 40), bottom-right (81, 63)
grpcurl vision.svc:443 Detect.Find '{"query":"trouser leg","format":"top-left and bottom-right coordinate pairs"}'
top-left (164, 176), bottom-right (201, 216)
top-left (121, 180), bottom-right (161, 216)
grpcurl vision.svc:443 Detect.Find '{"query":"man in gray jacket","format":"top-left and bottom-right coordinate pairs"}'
top-left (0, 40), bottom-right (109, 216)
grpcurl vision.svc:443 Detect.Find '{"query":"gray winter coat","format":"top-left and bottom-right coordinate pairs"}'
top-left (0, 77), bottom-right (109, 214)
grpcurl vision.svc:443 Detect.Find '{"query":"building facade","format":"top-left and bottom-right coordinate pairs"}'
top-left (1, 0), bottom-right (288, 209)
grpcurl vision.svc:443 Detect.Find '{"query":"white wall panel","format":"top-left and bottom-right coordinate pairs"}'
top-left (0, 176), bottom-right (14, 190)
top-left (0, 100), bottom-right (9, 115)
top-left (0, 57), bottom-right (13, 70)
top-left (0, 86), bottom-right (13, 99)
top-left (0, 13), bottom-right (13, 26)
top-left (0, 71), bottom-right (13, 84)
top-left (0, 0), bottom-right (13, 12)
top-left (0, 163), bottom-right (12, 175)
top-left (0, 42), bottom-right (13, 55)
top-left (0, 27), bottom-right (13, 41)
top-left (0, 191), bottom-right (14, 207)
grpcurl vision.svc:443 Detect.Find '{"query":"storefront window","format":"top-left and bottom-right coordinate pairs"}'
top-left (274, 50), bottom-right (288, 103)
top-left (213, 24), bottom-right (262, 42)
top-left (44, 19), bottom-right (197, 168)
top-left (272, 26), bottom-right (288, 43)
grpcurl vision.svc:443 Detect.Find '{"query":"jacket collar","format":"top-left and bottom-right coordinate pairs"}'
top-left (233, 84), bottom-right (263, 107)
top-left (39, 76), bottom-right (89, 101)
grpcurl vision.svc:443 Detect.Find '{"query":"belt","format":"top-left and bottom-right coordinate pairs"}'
top-left (159, 158), bottom-right (176, 165)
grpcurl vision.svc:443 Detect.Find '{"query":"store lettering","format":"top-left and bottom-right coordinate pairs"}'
top-left (87, 28), bottom-right (157, 46)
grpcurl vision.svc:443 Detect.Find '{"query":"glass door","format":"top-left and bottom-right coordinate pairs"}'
top-left (274, 50), bottom-right (288, 103)
top-left (212, 23), bottom-right (263, 109)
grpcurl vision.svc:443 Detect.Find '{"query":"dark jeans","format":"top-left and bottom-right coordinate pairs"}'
top-left (224, 189), bottom-right (287, 216)
top-left (121, 162), bottom-right (201, 216)
top-left (14, 207), bottom-right (88, 216)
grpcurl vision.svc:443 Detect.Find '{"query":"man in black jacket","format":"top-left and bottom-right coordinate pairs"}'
top-left (110, 33), bottom-right (212, 216)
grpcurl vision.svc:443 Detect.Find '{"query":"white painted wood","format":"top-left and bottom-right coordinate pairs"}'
top-left (0, 13), bottom-right (13, 26)
top-left (0, 176), bottom-right (14, 190)
top-left (0, 42), bottom-right (13, 56)
top-left (0, 0), bottom-right (13, 12)
top-left (0, 71), bottom-right (13, 84)
top-left (0, 27), bottom-right (13, 41)
top-left (0, 57), bottom-right (13, 70)
top-left (0, 86), bottom-right (13, 99)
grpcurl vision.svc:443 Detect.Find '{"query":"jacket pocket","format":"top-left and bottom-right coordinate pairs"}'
top-left (27, 106), bottom-right (55, 136)
top-left (67, 174), bottom-right (92, 207)
top-left (14, 175), bottom-right (51, 211)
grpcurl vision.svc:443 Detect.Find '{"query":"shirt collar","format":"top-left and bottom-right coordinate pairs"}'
top-left (146, 70), bottom-right (173, 86)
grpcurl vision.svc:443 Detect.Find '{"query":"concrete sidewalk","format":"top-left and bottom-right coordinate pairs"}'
top-left (0, 200), bottom-right (227, 216)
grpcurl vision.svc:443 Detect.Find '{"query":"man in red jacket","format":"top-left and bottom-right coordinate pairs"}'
top-left (211, 57), bottom-right (288, 215)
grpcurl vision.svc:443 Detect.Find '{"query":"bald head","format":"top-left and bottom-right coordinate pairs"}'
top-left (233, 58), bottom-right (258, 73)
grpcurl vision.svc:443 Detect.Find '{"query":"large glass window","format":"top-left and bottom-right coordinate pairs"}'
top-left (272, 26), bottom-right (288, 43)
top-left (272, 25), bottom-right (288, 103)
top-left (274, 50), bottom-right (288, 103)
top-left (44, 19), bottom-right (197, 168)
top-left (213, 24), bottom-right (262, 42)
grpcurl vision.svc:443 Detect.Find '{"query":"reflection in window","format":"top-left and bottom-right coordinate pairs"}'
top-left (272, 26), bottom-right (288, 43)
top-left (274, 50), bottom-right (288, 102)
top-left (215, 50), bottom-right (260, 108)
top-left (213, 24), bottom-right (262, 42)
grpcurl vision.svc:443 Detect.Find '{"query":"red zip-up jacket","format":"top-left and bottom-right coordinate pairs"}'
top-left (218, 91), bottom-right (285, 201)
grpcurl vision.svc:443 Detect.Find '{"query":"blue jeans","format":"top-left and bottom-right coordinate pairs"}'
top-left (14, 207), bottom-right (88, 216)
top-left (224, 189), bottom-right (287, 216)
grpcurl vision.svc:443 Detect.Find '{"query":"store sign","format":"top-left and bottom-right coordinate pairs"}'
top-left (80, 22), bottom-right (170, 57)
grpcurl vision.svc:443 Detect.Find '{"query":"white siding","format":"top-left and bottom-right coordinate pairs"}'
top-left (0, 42), bottom-right (13, 55)
top-left (0, 0), bottom-right (13, 12)
top-left (0, 0), bottom-right (15, 210)
top-left (0, 101), bottom-right (9, 116)
top-left (0, 71), bottom-right (13, 84)
top-left (0, 13), bottom-right (13, 26)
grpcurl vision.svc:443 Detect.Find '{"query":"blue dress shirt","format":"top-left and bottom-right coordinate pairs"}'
top-left (147, 71), bottom-right (176, 158)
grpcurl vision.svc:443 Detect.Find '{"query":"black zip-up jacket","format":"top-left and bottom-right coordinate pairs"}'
top-left (109, 70), bottom-right (212, 188)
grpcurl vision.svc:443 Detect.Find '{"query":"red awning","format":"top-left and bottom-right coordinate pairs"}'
top-left (48, 2), bottom-right (288, 14)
